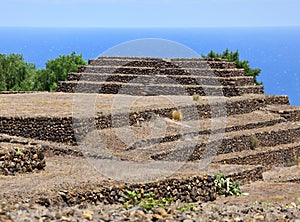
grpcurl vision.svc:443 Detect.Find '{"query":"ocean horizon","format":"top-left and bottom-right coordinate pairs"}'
top-left (0, 27), bottom-right (299, 105)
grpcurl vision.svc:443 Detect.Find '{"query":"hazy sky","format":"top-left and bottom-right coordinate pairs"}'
top-left (1, 0), bottom-right (299, 28)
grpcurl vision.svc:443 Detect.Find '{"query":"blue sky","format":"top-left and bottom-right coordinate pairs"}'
top-left (1, 0), bottom-right (299, 28)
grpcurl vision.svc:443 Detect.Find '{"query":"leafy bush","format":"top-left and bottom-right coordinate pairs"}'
top-left (202, 49), bottom-right (262, 85)
top-left (213, 174), bottom-right (244, 197)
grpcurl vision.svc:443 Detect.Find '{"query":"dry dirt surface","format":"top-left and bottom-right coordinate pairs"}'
top-left (0, 92), bottom-right (299, 221)
top-left (0, 151), bottom-right (299, 221)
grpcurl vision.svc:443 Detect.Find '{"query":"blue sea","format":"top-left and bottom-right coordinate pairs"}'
top-left (0, 27), bottom-right (300, 105)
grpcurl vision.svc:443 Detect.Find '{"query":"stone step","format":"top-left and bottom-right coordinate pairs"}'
top-left (67, 72), bottom-right (254, 86)
top-left (0, 93), bottom-right (289, 144)
top-left (126, 121), bottom-right (300, 162)
top-left (97, 110), bottom-right (285, 152)
top-left (57, 81), bottom-right (264, 97)
top-left (179, 163), bottom-right (264, 185)
top-left (0, 133), bottom-right (82, 157)
top-left (0, 131), bottom-right (263, 185)
top-left (94, 56), bottom-right (229, 61)
top-left (263, 105), bottom-right (300, 122)
top-left (213, 142), bottom-right (300, 169)
top-left (81, 66), bottom-right (245, 77)
top-left (92, 94), bottom-right (289, 130)
top-left (0, 152), bottom-right (263, 206)
top-left (263, 164), bottom-right (300, 183)
top-left (88, 57), bottom-right (237, 69)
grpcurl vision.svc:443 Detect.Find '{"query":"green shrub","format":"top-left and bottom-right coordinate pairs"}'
top-left (202, 49), bottom-right (262, 85)
top-left (213, 174), bottom-right (244, 197)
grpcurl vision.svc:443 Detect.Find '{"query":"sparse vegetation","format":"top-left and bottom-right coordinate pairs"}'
top-left (122, 174), bottom-right (245, 211)
top-left (176, 203), bottom-right (197, 212)
top-left (123, 190), bottom-right (174, 211)
top-left (253, 201), bottom-right (270, 205)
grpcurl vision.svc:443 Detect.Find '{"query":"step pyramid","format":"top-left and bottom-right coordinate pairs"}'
top-left (54, 57), bottom-right (297, 168)
top-left (57, 57), bottom-right (264, 97)
top-left (1, 56), bottom-right (300, 183)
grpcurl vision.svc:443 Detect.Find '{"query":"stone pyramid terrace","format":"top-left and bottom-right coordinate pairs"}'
top-left (57, 57), bottom-right (264, 96)
top-left (0, 56), bottom-right (299, 209)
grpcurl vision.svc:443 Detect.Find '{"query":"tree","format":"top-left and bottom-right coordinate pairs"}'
top-left (0, 52), bottom-right (86, 92)
top-left (202, 49), bottom-right (262, 85)
top-left (36, 52), bottom-right (86, 91)
top-left (0, 53), bottom-right (36, 91)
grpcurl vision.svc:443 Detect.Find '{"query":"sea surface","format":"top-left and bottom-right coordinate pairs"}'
top-left (0, 27), bottom-right (299, 105)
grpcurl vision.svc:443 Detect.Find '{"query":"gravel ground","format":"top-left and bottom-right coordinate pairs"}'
top-left (1, 201), bottom-right (299, 222)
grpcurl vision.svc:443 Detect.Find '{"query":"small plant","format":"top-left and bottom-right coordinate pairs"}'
top-left (172, 110), bottom-right (182, 121)
top-left (297, 197), bottom-right (300, 204)
top-left (213, 174), bottom-right (244, 197)
top-left (253, 201), bottom-right (269, 205)
top-left (123, 190), bottom-right (174, 211)
top-left (123, 190), bottom-right (141, 208)
top-left (250, 135), bottom-right (260, 149)
top-left (177, 203), bottom-right (197, 212)
top-left (253, 200), bottom-right (259, 205)
top-left (16, 147), bottom-right (23, 155)
top-left (192, 93), bottom-right (201, 101)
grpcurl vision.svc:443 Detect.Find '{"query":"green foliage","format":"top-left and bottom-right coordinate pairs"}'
top-left (213, 174), bottom-right (244, 197)
top-left (0, 52), bottom-right (86, 92)
top-left (202, 49), bottom-right (262, 85)
top-left (31, 52), bottom-right (86, 91)
top-left (41, 52), bottom-right (86, 91)
top-left (123, 190), bottom-right (174, 211)
top-left (122, 174), bottom-right (245, 211)
top-left (0, 53), bottom-right (36, 91)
